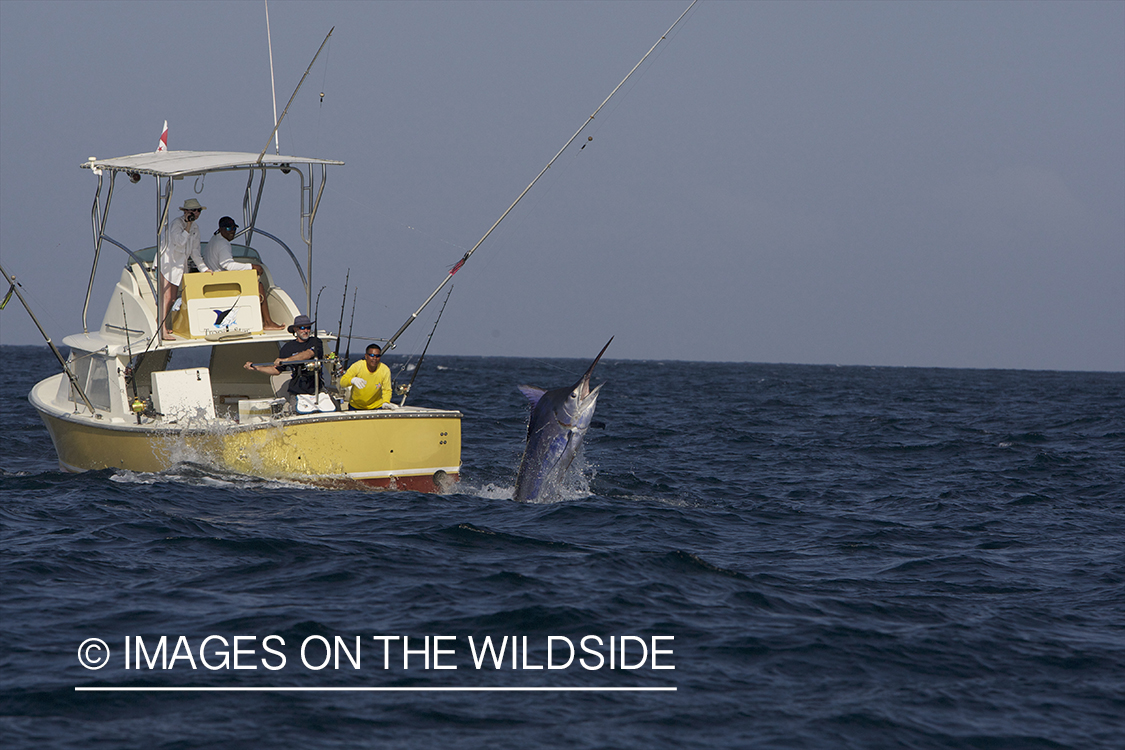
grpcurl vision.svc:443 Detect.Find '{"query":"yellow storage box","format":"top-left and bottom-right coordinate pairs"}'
top-left (172, 269), bottom-right (262, 339)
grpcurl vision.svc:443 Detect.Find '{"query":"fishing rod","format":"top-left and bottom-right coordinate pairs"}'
top-left (334, 269), bottom-right (349, 358)
top-left (381, 0), bottom-right (698, 353)
top-left (344, 288), bottom-right (357, 368)
top-left (312, 285), bottom-right (327, 328)
top-left (248, 357), bottom-right (334, 368)
top-left (399, 285), bottom-right (453, 407)
top-left (0, 262), bottom-right (96, 413)
top-left (120, 294), bottom-right (143, 424)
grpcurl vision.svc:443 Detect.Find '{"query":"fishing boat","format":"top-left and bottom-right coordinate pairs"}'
top-left (21, 150), bottom-right (462, 492)
top-left (10, 3), bottom-right (696, 493)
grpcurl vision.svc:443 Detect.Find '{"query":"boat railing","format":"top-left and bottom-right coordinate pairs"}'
top-left (114, 233), bottom-right (300, 307)
top-left (236, 227), bottom-right (308, 298)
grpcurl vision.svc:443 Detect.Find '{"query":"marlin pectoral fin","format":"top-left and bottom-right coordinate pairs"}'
top-left (517, 385), bottom-right (548, 408)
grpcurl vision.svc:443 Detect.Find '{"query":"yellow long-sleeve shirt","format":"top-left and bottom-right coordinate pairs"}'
top-left (340, 360), bottom-right (392, 409)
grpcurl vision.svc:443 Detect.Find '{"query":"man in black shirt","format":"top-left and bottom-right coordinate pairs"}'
top-left (243, 314), bottom-right (335, 412)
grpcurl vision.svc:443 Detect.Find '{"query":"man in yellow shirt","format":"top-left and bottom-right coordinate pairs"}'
top-left (339, 344), bottom-right (393, 409)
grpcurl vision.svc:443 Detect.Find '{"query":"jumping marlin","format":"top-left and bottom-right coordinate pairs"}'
top-left (513, 338), bottom-right (612, 503)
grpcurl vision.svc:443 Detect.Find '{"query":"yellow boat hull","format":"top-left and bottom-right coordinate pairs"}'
top-left (33, 378), bottom-right (461, 492)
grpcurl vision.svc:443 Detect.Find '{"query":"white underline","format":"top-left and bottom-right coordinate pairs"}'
top-left (76, 686), bottom-right (676, 693)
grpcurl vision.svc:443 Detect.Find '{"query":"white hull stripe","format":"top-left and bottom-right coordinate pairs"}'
top-left (347, 466), bottom-right (461, 480)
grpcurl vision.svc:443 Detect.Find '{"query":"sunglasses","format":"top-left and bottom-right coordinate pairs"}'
top-left (366, 353), bottom-right (381, 358)
top-left (296, 325), bottom-right (312, 331)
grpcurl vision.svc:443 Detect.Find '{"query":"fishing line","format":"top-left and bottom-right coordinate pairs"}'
top-left (383, 0), bottom-right (698, 353)
top-left (314, 186), bottom-right (467, 349)
top-left (352, 296), bottom-right (442, 356)
top-left (580, 4), bottom-right (698, 145)
top-left (324, 183), bottom-right (470, 257)
top-left (469, 122), bottom-right (616, 283)
top-left (452, 127), bottom-right (590, 282)
top-left (340, 285), bottom-right (426, 350)
top-left (524, 356), bottom-right (592, 378)
top-left (479, 9), bottom-right (697, 282)
top-left (3, 268), bottom-right (70, 335)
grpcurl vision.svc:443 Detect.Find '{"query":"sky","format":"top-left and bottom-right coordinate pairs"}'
top-left (1, 0), bottom-right (1122, 371)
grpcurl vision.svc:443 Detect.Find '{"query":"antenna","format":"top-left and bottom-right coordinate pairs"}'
top-left (264, 0), bottom-right (280, 155)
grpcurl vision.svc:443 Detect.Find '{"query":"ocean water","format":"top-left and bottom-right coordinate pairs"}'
top-left (1, 344), bottom-right (1123, 749)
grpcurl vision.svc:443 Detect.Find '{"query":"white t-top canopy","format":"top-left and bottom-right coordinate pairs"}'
top-left (81, 150), bottom-right (344, 177)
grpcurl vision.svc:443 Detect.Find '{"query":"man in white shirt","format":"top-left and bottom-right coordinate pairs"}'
top-left (202, 216), bottom-right (284, 330)
top-left (158, 198), bottom-right (207, 340)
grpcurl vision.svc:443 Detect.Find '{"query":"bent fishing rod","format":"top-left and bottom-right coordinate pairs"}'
top-left (399, 284), bottom-right (454, 407)
top-left (381, 0), bottom-right (698, 353)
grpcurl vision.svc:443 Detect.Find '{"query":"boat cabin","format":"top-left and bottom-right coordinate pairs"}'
top-left (51, 151), bottom-right (344, 424)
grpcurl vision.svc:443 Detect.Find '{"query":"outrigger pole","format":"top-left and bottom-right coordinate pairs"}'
top-left (382, 0), bottom-right (698, 352)
top-left (0, 263), bottom-right (96, 413)
top-left (257, 26), bottom-right (334, 164)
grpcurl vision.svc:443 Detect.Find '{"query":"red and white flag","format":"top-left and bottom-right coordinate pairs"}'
top-left (156, 121), bottom-right (168, 153)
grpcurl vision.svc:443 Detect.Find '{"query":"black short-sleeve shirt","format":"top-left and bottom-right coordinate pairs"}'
top-left (278, 336), bottom-right (324, 395)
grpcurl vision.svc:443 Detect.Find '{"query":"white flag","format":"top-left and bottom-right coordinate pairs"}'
top-left (156, 121), bottom-right (168, 153)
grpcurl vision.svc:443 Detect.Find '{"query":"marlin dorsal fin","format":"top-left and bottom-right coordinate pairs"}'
top-left (517, 385), bottom-right (547, 408)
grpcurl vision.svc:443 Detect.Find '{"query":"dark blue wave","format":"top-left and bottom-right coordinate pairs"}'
top-left (1, 346), bottom-right (1123, 748)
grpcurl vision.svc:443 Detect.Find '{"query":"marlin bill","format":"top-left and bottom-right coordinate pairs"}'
top-left (513, 338), bottom-right (613, 503)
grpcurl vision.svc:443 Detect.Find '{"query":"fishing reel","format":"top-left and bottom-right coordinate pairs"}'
top-left (325, 351), bottom-right (344, 379)
top-left (129, 395), bottom-right (160, 419)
